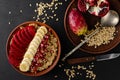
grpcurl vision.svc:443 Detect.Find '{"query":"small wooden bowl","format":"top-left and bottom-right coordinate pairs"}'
top-left (64, 0), bottom-right (120, 54)
top-left (6, 21), bottom-right (61, 76)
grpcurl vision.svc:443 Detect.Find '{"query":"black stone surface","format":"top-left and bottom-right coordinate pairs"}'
top-left (0, 0), bottom-right (120, 80)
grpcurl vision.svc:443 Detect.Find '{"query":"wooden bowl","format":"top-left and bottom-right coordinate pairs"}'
top-left (64, 0), bottom-right (120, 54)
top-left (6, 21), bottom-right (61, 76)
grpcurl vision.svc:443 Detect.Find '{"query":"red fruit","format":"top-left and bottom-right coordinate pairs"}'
top-left (10, 40), bottom-right (24, 53)
top-left (20, 29), bottom-right (30, 44)
top-left (68, 8), bottom-right (87, 36)
top-left (13, 35), bottom-right (27, 51)
top-left (11, 36), bottom-right (25, 51)
top-left (27, 26), bottom-right (36, 37)
top-left (8, 54), bottom-right (21, 67)
top-left (9, 25), bottom-right (36, 68)
top-left (78, 0), bottom-right (88, 12)
top-left (24, 27), bottom-right (33, 40)
top-left (17, 29), bottom-right (28, 45)
top-left (9, 50), bottom-right (24, 58)
top-left (85, 0), bottom-right (98, 6)
top-left (88, 0), bottom-right (109, 17)
top-left (98, 0), bottom-right (109, 17)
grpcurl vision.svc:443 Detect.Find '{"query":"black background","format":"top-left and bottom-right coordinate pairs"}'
top-left (0, 0), bottom-right (120, 80)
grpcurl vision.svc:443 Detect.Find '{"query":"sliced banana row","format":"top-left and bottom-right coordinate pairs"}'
top-left (19, 26), bottom-right (48, 72)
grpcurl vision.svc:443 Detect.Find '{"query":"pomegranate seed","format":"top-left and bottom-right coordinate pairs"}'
top-left (40, 43), bottom-right (44, 47)
top-left (78, 0), bottom-right (88, 12)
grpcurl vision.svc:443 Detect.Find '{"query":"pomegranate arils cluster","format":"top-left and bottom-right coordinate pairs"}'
top-left (78, 0), bottom-right (109, 17)
top-left (30, 33), bottom-right (50, 73)
top-left (85, 0), bottom-right (98, 6)
top-left (78, 0), bottom-right (88, 12)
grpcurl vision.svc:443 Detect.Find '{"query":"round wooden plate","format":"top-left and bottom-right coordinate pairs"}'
top-left (64, 0), bottom-right (120, 54)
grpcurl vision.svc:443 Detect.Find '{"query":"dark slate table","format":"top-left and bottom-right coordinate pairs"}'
top-left (0, 0), bottom-right (120, 80)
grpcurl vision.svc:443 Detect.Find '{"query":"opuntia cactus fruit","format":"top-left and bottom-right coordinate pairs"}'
top-left (68, 8), bottom-right (87, 36)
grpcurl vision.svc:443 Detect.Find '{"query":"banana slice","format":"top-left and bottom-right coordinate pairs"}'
top-left (32, 41), bottom-right (39, 48)
top-left (29, 45), bottom-right (37, 55)
top-left (19, 61), bottom-right (29, 72)
top-left (32, 38), bottom-right (40, 47)
top-left (40, 26), bottom-right (48, 34)
top-left (22, 58), bottom-right (31, 65)
top-left (24, 52), bottom-right (34, 61)
top-left (31, 41), bottom-right (39, 49)
top-left (36, 33), bottom-right (43, 41)
top-left (27, 48), bottom-right (35, 56)
top-left (38, 28), bottom-right (45, 36)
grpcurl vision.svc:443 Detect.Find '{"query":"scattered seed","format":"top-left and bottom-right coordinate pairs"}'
top-left (58, 64), bottom-right (62, 68)
top-left (43, 20), bottom-right (46, 23)
top-left (65, 0), bottom-right (67, 2)
top-left (8, 22), bottom-right (11, 24)
top-left (64, 63), bottom-right (96, 80)
top-left (56, 18), bottom-right (59, 21)
top-left (36, 3), bottom-right (39, 6)
top-left (77, 65), bottom-right (81, 69)
top-left (45, 14), bottom-right (47, 16)
top-left (20, 10), bottom-right (23, 13)
top-left (29, 3), bottom-right (32, 7)
top-left (76, 72), bottom-right (79, 75)
top-left (59, 2), bottom-right (63, 5)
top-left (54, 75), bottom-right (58, 78)
top-left (44, 10), bottom-right (46, 13)
top-left (50, 16), bottom-right (53, 19)
top-left (52, 10), bottom-right (55, 13)
top-left (54, 14), bottom-right (56, 17)
top-left (80, 73), bottom-right (82, 76)
top-left (41, 17), bottom-right (45, 20)
top-left (33, 16), bottom-right (36, 19)
top-left (72, 66), bottom-right (76, 69)
top-left (55, 7), bottom-right (58, 9)
top-left (34, 9), bottom-right (37, 12)
top-left (34, 0), bottom-right (63, 23)
top-left (64, 69), bottom-right (76, 80)
top-left (9, 11), bottom-right (11, 14)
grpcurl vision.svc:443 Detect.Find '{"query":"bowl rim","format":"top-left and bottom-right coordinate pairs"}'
top-left (6, 21), bottom-right (61, 76)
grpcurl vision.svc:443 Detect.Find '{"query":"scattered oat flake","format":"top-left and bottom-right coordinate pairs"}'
top-left (54, 75), bottom-right (58, 78)
top-left (34, 0), bottom-right (63, 23)
top-left (65, 0), bottom-right (67, 2)
top-left (58, 64), bottom-right (62, 68)
top-left (29, 3), bottom-right (32, 7)
top-left (52, 10), bottom-right (54, 13)
top-left (56, 18), bottom-right (59, 21)
top-left (64, 64), bottom-right (96, 80)
top-left (9, 11), bottom-right (11, 14)
top-left (8, 22), bottom-right (11, 24)
top-left (33, 16), bottom-right (35, 19)
top-left (54, 14), bottom-right (56, 16)
top-left (64, 69), bottom-right (76, 80)
top-left (20, 10), bottom-right (23, 13)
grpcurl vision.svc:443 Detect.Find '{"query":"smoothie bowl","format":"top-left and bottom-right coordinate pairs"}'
top-left (6, 21), bottom-right (61, 76)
